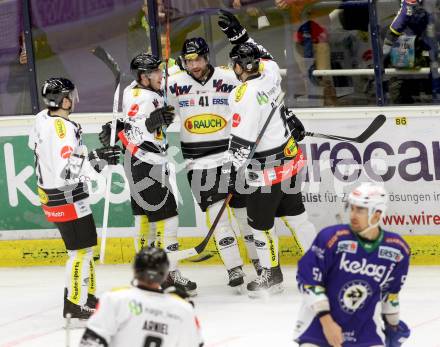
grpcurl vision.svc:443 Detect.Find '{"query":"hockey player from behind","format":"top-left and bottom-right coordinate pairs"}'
top-left (79, 247), bottom-right (204, 347)
top-left (166, 37), bottom-right (255, 290)
top-left (294, 183), bottom-right (411, 347)
top-left (100, 53), bottom-right (197, 295)
top-left (28, 78), bottom-right (121, 319)
top-left (224, 39), bottom-right (316, 297)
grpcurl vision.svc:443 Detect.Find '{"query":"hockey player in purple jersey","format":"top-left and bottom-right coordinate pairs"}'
top-left (294, 183), bottom-right (411, 347)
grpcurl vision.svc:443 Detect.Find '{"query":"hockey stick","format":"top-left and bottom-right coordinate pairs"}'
top-left (168, 91), bottom-right (286, 263)
top-left (305, 114), bottom-right (386, 143)
top-left (92, 46), bottom-right (121, 264)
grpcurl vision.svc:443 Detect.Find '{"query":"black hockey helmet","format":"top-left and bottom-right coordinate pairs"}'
top-left (181, 37), bottom-right (209, 60)
top-left (130, 53), bottom-right (162, 79)
top-left (229, 42), bottom-right (260, 72)
top-left (133, 247), bottom-right (169, 285)
top-left (41, 77), bottom-right (78, 108)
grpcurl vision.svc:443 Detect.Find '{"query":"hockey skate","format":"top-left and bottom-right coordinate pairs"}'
top-left (227, 266), bottom-right (245, 293)
top-left (251, 259), bottom-right (262, 276)
top-left (162, 269), bottom-right (197, 296)
top-left (247, 265), bottom-right (284, 298)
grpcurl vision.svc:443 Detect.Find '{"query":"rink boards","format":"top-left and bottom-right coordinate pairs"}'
top-left (1, 106), bottom-right (440, 266)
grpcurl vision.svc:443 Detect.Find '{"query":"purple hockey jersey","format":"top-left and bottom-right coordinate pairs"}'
top-left (295, 224), bottom-right (410, 347)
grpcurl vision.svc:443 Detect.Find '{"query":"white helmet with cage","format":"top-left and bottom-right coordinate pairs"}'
top-left (348, 182), bottom-right (388, 229)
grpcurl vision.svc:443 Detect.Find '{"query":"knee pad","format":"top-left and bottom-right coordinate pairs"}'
top-left (281, 212), bottom-right (316, 252)
top-left (233, 207), bottom-right (258, 261)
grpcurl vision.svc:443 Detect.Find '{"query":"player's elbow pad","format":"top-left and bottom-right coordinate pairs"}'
top-left (79, 328), bottom-right (108, 347)
top-left (299, 284), bottom-right (330, 314)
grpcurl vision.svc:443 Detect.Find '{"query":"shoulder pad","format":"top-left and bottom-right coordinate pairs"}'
top-left (383, 233), bottom-right (411, 255)
top-left (322, 225), bottom-right (351, 249)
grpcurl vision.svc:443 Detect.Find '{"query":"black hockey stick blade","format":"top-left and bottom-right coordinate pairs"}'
top-left (189, 253), bottom-right (215, 262)
top-left (92, 46), bottom-right (121, 87)
top-left (305, 114), bottom-right (386, 143)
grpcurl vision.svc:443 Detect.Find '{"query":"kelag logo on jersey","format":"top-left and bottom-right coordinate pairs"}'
top-left (339, 253), bottom-right (387, 282)
top-left (185, 114), bottom-right (226, 134)
top-left (213, 79), bottom-right (234, 93)
top-left (169, 83), bottom-right (192, 96)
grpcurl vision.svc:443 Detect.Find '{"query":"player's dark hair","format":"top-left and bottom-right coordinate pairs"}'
top-left (133, 247), bottom-right (169, 285)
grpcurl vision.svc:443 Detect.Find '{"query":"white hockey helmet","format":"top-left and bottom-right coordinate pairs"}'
top-left (348, 182), bottom-right (388, 218)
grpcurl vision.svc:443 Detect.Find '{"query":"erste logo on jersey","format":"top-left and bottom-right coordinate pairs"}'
top-left (60, 145), bottom-right (73, 159)
top-left (185, 114), bottom-right (226, 134)
top-left (378, 246), bottom-right (403, 262)
top-left (235, 83), bottom-right (247, 102)
top-left (128, 104), bottom-right (139, 117)
top-left (232, 113), bottom-right (241, 127)
top-left (283, 137), bottom-right (298, 157)
top-left (213, 79), bottom-right (235, 93)
top-left (54, 119), bottom-right (66, 139)
top-left (169, 83), bottom-right (192, 96)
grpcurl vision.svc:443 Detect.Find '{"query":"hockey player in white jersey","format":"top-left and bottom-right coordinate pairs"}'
top-left (79, 247), bottom-right (204, 347)
top-left (28, 78), bottom-right (121, 319)
top-left (100, 53), bottom-right (197, 295)
top-left (223, 39), bottom-right (317, 297)
top-left (166, 37), bottom-right (257, 289)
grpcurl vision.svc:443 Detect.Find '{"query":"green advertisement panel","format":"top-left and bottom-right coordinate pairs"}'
top-left (0, 132), bottom-right (196, 232)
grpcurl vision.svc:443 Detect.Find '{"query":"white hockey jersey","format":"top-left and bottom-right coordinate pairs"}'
top-left (228, 59), bottom-right (306, 186)
top-left (119, 81), bottom-right (167, 164)
top-left (167, 66), bottom-right (239, 169)
top-left (28, 109), bottom-right (93, 222)
top-left (85, 287), bottom-right (203, 347)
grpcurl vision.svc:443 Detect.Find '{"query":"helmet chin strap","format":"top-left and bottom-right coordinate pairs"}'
top-left (357, 211), bottom-right (381, 239)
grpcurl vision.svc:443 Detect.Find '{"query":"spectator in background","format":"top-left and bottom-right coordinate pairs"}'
top-left (383, 0), bottom-right (432, 104)
top-left (275, 0), bottom-right (338, 106)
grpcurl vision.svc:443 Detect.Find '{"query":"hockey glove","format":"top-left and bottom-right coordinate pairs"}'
top-left (99, 119), bottom-right (124, 147)
top-left (88, 145), bottom-right (122, 173)
top-left (218, 9), bottom-right (249, 44)
top-left (145, 105), bottom-right (175, 133)
top-left (286, 110), bottom-right (305, 142)
top-left (384, 320), bottom-right (411, 347)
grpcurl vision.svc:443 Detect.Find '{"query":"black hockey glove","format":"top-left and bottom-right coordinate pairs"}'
top-left (88, 145), bottom-right (122, 173)
top-left (286, 111), bottom-right (305, 142)
top-left (218, 9), bottom-right (249, 44)
top-left (99, 119), bottom-right (124, 147)
top-left (145, 105), bottom-right (175, 133)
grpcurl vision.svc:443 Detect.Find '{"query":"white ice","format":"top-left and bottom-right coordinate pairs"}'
top-left (0, 265), bottom-right (439, 347)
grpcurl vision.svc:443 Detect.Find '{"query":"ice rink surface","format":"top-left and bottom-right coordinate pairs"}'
top-left (0, 265), bottom-right (439, 347)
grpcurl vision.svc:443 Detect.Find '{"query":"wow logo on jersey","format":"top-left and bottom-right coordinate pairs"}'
top-left (54, 119), bottom-right (66, 139)
top-left (185, 114), bottom-right (226, 134)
